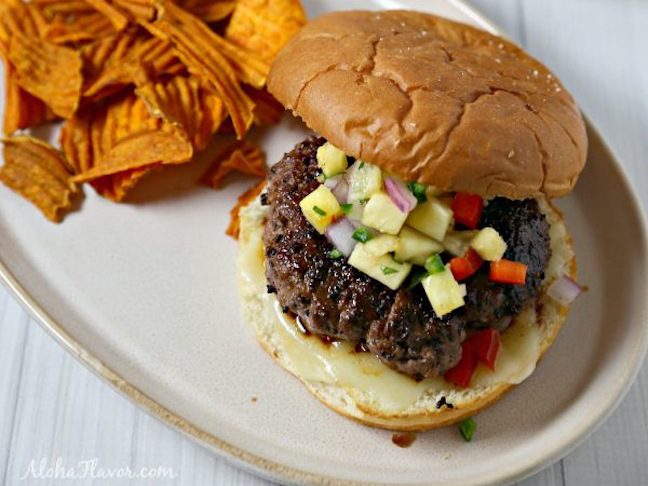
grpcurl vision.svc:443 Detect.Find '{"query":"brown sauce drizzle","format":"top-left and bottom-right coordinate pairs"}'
top-left (391, 432), bottom-right (417, 448)
top-left (292, 314), bottom-right (340, 346)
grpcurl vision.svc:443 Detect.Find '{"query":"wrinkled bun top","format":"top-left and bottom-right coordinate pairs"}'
top-left (268, 10), bottom-right (588, 199)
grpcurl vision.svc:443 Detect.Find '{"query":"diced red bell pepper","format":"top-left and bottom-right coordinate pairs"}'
top-left (450, 248), bottom-right (484, 281)
top-left (444, 341), bottom-right (478, 388)
top-left (471, 328), bottom-right (500, 370)
top-left (450, 258), bottom-right (473, 282)
top-left (490, 259), bottom-right (527, 285)
top-left (444, 329), bottom-right (502, 386)
top-left (452, 193), bottom-right (484, 229)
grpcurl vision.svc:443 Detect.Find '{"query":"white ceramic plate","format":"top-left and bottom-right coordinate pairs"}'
top-left (1, 1), bottom-right (647, 485)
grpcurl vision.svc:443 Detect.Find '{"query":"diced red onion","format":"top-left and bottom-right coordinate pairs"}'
top-left (385, 177), bottom-right (417, 214)
top-left (547, 275), bottom-right (582, 305)
top-left (325, 218), bottom-right (357, 257)
top-left (324, 175), bottom-right (342, 190)
top-left (332, 178), bottom-right (349, 203)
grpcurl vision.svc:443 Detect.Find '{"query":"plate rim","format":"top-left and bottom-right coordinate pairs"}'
top-left (1, 1), bottom-right (648, 485)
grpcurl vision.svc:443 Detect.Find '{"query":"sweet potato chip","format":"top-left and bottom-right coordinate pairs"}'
top-left (32, 0), bottom-right (94, 16)
top-left (78, 129), bottom-right (192, 181)
top-left (61, 102), bottom-right (166, 202)
top-left (60, 109), bottom-right (92, 174)
top-left (3, 62), bottom-right (56, 135)
top-left (244, 86), bottom-right (285, 126)
top-left (81, 29), bottom-right (143, 85)
top-left (44, 12), bottom-right (117, 44)
top-left (0, 136), bottom-right (78, 222)
top-left (0, 1), bottom-right (48, 55)
top-left (133, 69), bottom-right (226, 150)
top-left (179, 0), bottom-right (236, 23)
top-left (226, 179), bottom-right (266, 239)
top-left (109, 0), bottom-right (156, 22)
top-left (202, 140), bottom-right (266, 189)
top-left (150, 1), bottom-right (269, 89)
top-left (63, 93), bottom-right (192, 187)
top-left (0, 0), bottom-right (305, 215)
top-left (89, 166), bottom-right (155, 201)
top-left (81, 0), bottom-right (130, 30)
top-left (198, 87), bottom-right (228, 146)
top-left (142, 0), bottom-right (256, 137)
top-left (7, 34), bottom-right (83, 118)
top-left (225, 0), bottom-right (306, 64)
top-left (83, 32), bottom-right (184, 101)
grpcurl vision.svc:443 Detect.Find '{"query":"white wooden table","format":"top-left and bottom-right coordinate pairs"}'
top-left (1, 0), bottom-right (647, 484)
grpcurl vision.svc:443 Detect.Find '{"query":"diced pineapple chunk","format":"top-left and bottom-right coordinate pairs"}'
top-left (299, 185), bottom-right (343, 234)
top-left (347, 161), bottom-right (382, 201)
top-left (361, 192), bottom-right (408, 235)
top-left (442, 230), bottom-right (479, 257)
top-left (471, 227), bottom-right (507, 261)
top-left (346, 201), bottom-right (364, 222)
top-left (406, 197), bottom-right (453, 241)
top-left (458, 284), bottom-right (467, 298)
top-left (316, 142), bottom-right (347, 178)
top-left (348, 243), bottom-right (412, 290)
top-left (422, 265), bottom-right (465, 317)
top-left (395, 226), bottom-right (444, 265)
top-left (365, 235), bottom-right (399, 256)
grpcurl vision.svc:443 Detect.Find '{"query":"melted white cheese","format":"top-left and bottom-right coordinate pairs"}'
top-left (238, 201), bottom-right (544, 411)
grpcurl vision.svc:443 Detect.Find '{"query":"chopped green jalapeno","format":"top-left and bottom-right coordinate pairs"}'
top-left (407, 181), bottom-right (427, 203)
top-left (352, 227), bottom-right (372, 243)
top-left (459, 418), bottom-right (477, 442)
top-left (424, 254), bottom-right (445, 274)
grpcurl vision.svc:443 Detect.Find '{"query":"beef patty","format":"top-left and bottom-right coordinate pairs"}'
top-left (262, 137), bottom-right (551, 379)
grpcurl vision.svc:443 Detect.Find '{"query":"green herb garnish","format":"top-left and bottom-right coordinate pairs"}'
top-left (328, 249), bottom-right (343, 258)
top-left (359, 198), bottom-right (369, 206)
top-left (407, 181), bottom-right (427, 203)
top-left (358, 161), bottom-right (365, 169)
top-left (406, 267), bottom-right (428, 290)
top-left (340, 203), bottom-right (353, 215)
top-left (459, 418), bottom-right (477, 442)
top-left (424, 254), bottom-right (445, 274)
top-left (352, 227), bottom-right (372, 243)
top-left (312, 205), bottom-right (326, 216)
top-left (381, 266), bottom-right (398, 275)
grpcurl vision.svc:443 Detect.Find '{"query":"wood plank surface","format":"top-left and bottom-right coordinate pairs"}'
top-left (1, 0), bottom-right (647, 485)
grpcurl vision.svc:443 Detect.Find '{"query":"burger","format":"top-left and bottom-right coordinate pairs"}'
top-left (236, 10), bottom-right (587, 430)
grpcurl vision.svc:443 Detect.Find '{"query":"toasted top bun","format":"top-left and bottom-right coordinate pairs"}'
top-left (237, 195), bottom-right (576, 430)
top-left (268, 10), bottom-right (588, 199)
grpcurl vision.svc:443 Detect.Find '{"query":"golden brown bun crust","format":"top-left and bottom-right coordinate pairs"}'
top-left (268, 10), bottom-right (588, 199)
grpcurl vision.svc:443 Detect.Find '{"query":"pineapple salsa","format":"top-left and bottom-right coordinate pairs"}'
top-left (299, 142), bottom-right (526, 318)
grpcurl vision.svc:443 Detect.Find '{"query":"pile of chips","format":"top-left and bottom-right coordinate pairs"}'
top-left (0, 0), bottom-right (305, 222)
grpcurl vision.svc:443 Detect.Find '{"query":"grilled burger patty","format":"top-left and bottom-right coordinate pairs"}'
top-left (262, 137), bottom-right (551, 379)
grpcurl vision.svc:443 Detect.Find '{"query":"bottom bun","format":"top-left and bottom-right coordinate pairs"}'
top-left (236, 194), bottom-right (576, 431)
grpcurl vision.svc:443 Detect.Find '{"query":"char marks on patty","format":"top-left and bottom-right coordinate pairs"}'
top-left (262, 137), bottom-right (552, 379)
top-left (463, 198), bottom-right (552, 326)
